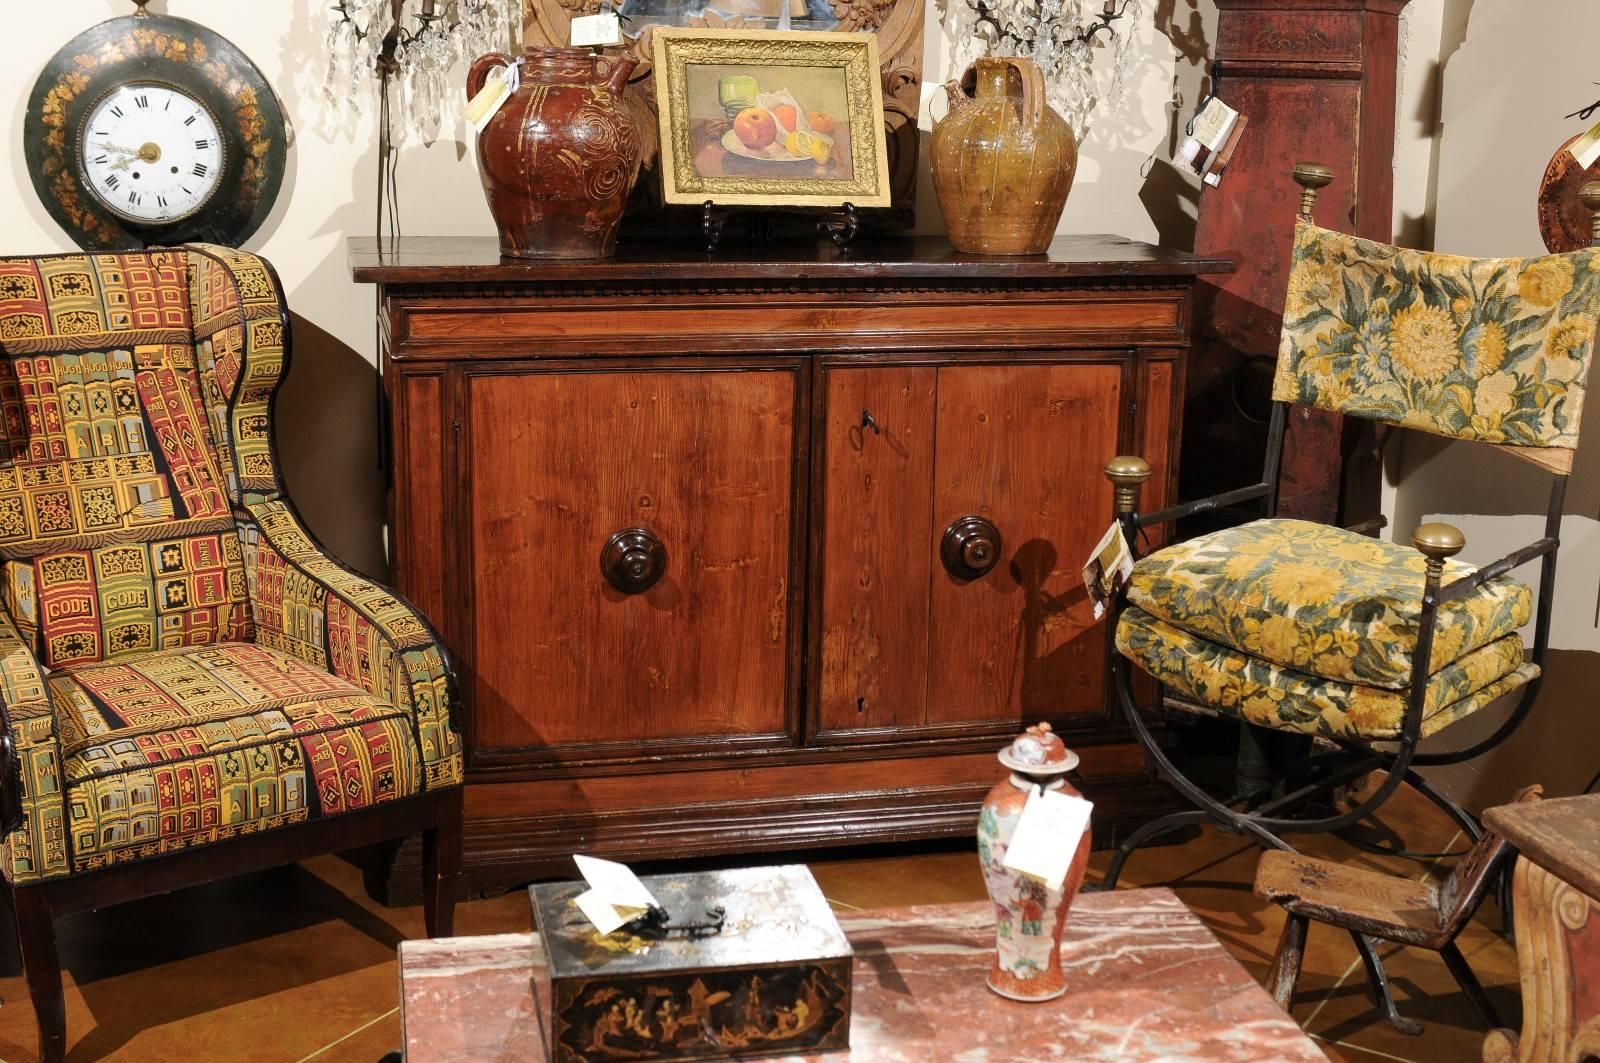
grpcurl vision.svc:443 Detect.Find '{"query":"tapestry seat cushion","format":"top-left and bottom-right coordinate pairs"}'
top-left (1116, 606), bottom-right (1538, 740)
top-left (49, 641), bottom-right (424, 874)
top-left (1126, 518), bottom-right (1533, 690)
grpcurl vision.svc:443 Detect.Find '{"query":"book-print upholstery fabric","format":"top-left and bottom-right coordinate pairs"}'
top-left (54, 642), bottom-right (420, 873)
top-left (1117, 605), bottom-right (1538, 740)
top-left (0, 247), bottom-right (462, 884)
top-left (1126, 519), bottom-right (1533, 690)
top-left (1273, 219), bottom-right (1600, 455)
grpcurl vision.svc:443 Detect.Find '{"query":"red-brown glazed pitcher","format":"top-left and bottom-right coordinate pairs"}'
top-left (467, 46), bottom-right (642, 259)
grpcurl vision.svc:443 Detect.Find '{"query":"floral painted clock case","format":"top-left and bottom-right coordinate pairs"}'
top-left (23, 7), bottom-right (287, 250)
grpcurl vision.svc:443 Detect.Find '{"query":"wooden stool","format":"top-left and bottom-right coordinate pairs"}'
top-left (1254, 785), bottom-right (1541, 1034)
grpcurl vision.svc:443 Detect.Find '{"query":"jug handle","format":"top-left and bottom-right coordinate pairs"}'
top-left (467, 51), bottom-right (515, 102)
top-left (1000, 57), bottom-right (1045, 132)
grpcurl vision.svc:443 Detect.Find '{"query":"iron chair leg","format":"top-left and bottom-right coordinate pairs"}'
top-left (1267, 912), bottom-right (1310, 1012)
top-left (1353, 932), bottom-right (1425, 1036)
top-left (11, 885), bottom-right (66, 1063)
top-left (1440, 940), bottom-right (1503, 1029)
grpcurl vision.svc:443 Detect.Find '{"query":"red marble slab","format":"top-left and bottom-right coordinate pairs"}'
top-left (398, 887), bottom-right (1327, 1062)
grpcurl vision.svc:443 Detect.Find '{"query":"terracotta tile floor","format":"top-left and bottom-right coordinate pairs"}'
top-left (0, 783), bottom-right (1514, 1061)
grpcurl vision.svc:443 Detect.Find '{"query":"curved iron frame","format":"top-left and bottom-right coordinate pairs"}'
top-left (1097, 165), bottom-right (1594, 1031)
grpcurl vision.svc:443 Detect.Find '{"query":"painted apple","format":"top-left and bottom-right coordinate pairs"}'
top-left (772, 104), bottom-right (798, 132)
top-left (733, 107), bottom-right (777, 150)
top-left (809, 111), bottom-right (837, 135)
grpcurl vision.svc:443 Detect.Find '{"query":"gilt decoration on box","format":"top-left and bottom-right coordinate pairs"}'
top-left (528, 864), bottom-right (852, 1061)
top-left (521, 0), bottom-right (923, 219)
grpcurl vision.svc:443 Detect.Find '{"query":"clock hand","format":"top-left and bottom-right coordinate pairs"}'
top-left (102, 143), bottom-right (144, 156)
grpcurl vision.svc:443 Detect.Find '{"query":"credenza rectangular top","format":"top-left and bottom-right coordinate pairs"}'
top-left (348, 234), bottom-right (1235, 285)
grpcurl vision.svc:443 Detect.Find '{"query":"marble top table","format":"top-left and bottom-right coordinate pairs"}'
top-left (397, 887), bottom-right (1326, 1062)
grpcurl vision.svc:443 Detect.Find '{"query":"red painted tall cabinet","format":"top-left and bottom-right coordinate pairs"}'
top-left (1182, 0), bottom-right (1409, 525)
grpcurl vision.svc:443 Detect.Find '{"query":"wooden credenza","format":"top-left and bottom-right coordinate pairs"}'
top-left (350, 236), bottom-right (1230, 899)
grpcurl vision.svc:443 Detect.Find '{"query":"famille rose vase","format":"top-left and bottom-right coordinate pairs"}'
top-left (977, 722), bottom-right (1092, 1001)
top-left (467, 46), bottom-right (642, 259)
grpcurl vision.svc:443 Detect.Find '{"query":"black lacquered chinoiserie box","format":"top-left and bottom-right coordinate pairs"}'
top-left (528, 864), bottom-right (853, 1062)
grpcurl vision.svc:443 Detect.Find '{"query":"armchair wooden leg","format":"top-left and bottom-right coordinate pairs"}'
top-left (1266, 912), bottom-right (1309, 1012)
top-left (12, 885), bottom-right (66, 1063)
top-left (422, 786), bottom-right (463, 938)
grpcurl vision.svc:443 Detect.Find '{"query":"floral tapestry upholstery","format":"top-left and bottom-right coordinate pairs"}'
top-left (1126, 519), bottom-right (1532, 690)
top-left (53, 642), bottom-right (421, 874)
top-left (1117, 606), bottom-right (1538, 741)
top-left (1273, 220), bottom-right (1600, 456)
top-left (0, 247), bottom-right (462, 885)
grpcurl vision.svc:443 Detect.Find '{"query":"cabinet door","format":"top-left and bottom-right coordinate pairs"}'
top-left (816, 360), bottom-right (1124, 737)
top-left (466, 368), bottom-right (798, 753)
top-left (816, 366), bottom-right (937, 733)
top-left (926, 362), bottom-right (1122, 726)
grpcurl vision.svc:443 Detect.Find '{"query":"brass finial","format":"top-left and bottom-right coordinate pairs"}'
top-left (132, 0), bottom-right (151, 14)
top-left (1413, 522), bottom-right (1465, 582)
top-left (1582, 181), bottom-right (1600, 248)
top-left (1105, 455), bottom-right (1152, 516)
top-left (1291, 162), bottom-right (1334, 221)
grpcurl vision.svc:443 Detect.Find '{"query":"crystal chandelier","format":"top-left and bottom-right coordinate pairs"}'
top-left (322, 0), bottom-right (518, 143)
top-left (951, 0), bottom-right (1144, 142)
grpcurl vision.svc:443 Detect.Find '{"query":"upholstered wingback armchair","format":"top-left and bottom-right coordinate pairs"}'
top-left (0, 245), bottom-right (463, 1061)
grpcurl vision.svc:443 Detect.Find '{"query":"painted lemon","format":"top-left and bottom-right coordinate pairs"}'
top-left (783, 129), bottom-right (833, 163)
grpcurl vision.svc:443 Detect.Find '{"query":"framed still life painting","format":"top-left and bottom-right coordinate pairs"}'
top-left (651, 29), bottom-right (892, 208)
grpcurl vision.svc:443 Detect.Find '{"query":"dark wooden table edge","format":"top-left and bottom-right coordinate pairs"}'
top-left (348, 234), bottom-right (1237, 284)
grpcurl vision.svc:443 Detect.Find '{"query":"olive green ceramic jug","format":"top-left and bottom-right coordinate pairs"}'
top-left (930, 56), bottom-right (1078, 255)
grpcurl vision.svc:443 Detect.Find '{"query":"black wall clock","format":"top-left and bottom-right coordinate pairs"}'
top-left (23, 2), bottom-right (288, 250)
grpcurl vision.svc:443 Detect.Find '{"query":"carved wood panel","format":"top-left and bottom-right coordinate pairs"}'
top-left (1483, 856), bottom-right (1600, 1062)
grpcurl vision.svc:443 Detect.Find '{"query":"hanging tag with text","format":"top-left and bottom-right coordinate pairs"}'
top-left (1571, 120), bottom-right (1600, 170)
top-left (1002, 786), bottom-right (1094, 892)
top-left (570, 854), bottom-right (658, 934)
top-left (1082, 520), bottom-right (1133, 621)
top-left (570, 12), bottom-right (622, 47)
top-left (465, 59), bottom-right (520, 133)
top-left (1177, 97), bottom-right (1240, 175)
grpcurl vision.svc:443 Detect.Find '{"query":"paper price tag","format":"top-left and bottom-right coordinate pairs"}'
top-left (1002, 787), bottom-right (1093, 892)
top-left (1571, 120), bottom-right (1600, 171)
top-left (570, 12), bottom-right (622, 47)
top-left (465, 60), bottom-right (520, 133)
top-left (1082, 520), bottom-right (1133, 621)
top-left (570, 854), bottom-right (658, 934)
top-left (1190, 98), bottom-right (1238, 151)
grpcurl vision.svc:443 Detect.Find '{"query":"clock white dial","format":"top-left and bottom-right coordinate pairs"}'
top-left (79, 82), bottom-right (225, 225)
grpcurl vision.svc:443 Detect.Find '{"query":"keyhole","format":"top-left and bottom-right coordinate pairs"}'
top-left (856, 696), bottom-right (866, 713)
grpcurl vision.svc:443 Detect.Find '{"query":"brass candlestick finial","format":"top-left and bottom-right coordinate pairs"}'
top-left (1291, 162), bottom-right (1334, 221)
top-left (1104, 455), bottom-right (1152, 516)
top-left (132, 0), bottom-right (151, 15)
top-left (1412, 522), bottom-right (1465, 584)
top-left (1581, 181), bottom-right (1600, 248)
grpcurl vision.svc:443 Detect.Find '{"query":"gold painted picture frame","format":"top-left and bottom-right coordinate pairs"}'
top-left (652, 29), bottom-right (892, 209)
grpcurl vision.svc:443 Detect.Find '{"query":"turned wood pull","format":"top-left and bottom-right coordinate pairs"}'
top-left (941, 515), bottom-right (1003, 580)
top-left (601, 528), bottom-right (666, 594)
